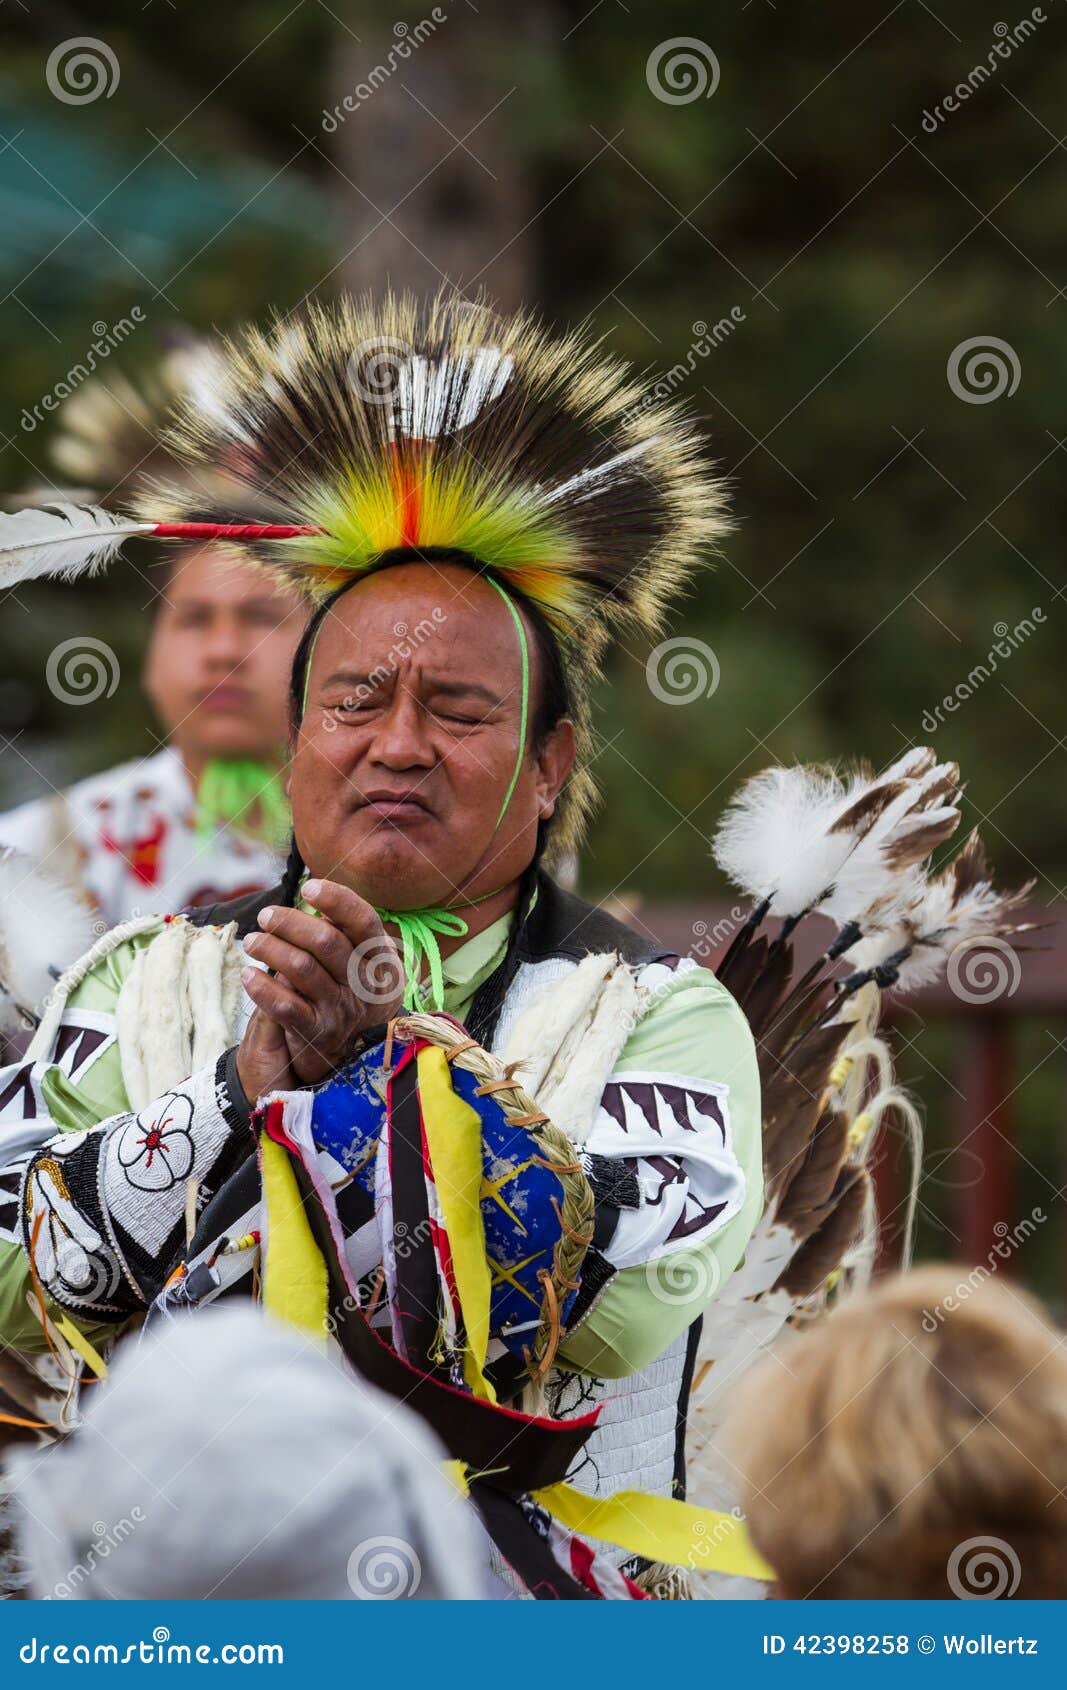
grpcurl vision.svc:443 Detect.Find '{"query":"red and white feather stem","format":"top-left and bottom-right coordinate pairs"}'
top-left (149, 522), bottom-right (323, 539)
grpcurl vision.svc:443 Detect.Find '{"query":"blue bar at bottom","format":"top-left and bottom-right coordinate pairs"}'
top-left (1, 1599), bottom-right (1064, 1685)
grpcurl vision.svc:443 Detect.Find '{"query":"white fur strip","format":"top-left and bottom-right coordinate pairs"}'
top-left (189, 922), bottom-right (239, 1074)
top-left (502, 953), bottom-right (644, 1145)
top-left (27, 914), bottom-right (163, 1064)
top-left (116, 920), bottom-right (244, 1110)
top-left (115, 947), bottom-right (149, 1112)
top-left (143, 919), bottom-right (193, 1104)
top-left (220, 925), bottom-right (243, 1043)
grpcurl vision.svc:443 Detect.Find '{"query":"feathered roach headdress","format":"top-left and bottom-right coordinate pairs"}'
top-left (0, 290), bottom-right (730, 851)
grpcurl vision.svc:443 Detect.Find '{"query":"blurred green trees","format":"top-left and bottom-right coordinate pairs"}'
top-left (2, 0), bottom-right (1064, 908)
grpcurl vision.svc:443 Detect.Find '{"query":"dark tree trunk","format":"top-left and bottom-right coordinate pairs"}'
top-left (326, 7), bottom-right (552, 308)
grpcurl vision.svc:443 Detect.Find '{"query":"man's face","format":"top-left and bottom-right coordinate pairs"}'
top-left (142, 547), bottom-right (306, 765)
top-left (289, 562), bottom-right (574, 909)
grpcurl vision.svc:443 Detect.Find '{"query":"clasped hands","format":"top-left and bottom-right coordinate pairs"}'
top-left (236, 878), bottom-right (405, 1102)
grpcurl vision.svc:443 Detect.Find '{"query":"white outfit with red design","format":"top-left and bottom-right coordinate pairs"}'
top-left (0, 747), bottom-right (280, 925)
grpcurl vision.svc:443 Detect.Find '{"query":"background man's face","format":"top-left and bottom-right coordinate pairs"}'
top-left (289, 561), bottom-right (573, 910)
top-left (142, 547), bottom-right (306, 769)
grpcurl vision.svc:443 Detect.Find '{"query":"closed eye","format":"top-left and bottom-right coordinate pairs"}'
top-left (434, 708), bottom-right (487, 727)
top-left (329, 696), bottom-right (378, 716)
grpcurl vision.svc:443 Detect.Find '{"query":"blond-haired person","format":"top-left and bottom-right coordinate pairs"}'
top-left (728, 1267), bottom-right (1067, 1599)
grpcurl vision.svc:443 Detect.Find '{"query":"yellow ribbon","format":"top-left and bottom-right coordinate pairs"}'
top-left (416, 1045), bottom-right (496, 1402)
top-left (260, 1133), bottom-right (329, 1342)
top-left (53, 1312), bottom-right (109, 1379)
top-left (531, 1480), bottom-right (774, 1581)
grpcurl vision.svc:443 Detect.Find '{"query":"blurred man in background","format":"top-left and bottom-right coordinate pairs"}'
top-left (0, 544), bottom-right (303, 922)
top-left (0, 353), bottom-right (305, 923)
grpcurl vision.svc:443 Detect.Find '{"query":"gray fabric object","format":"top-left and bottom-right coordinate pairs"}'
top-left (7, 1306), bottom-right (483, 1600)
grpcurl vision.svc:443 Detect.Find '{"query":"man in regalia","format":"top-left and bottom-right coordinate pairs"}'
top-left (0, 293), bottom-right (771, 1597)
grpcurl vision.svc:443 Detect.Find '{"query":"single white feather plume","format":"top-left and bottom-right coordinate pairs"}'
top-left (0, 503), bottom-right (152, 588)
top-left (712, 764), bottom-right (855, 917)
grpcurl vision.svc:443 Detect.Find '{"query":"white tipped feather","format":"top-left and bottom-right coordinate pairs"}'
top-left (845, 918), bottom-right (938, 989)
top-left (0, 850), bottom-right (97, 1030)
top-left (843, 922), bottom-right (908, 978)
top-left (844, 861), bottom-right (961, 981)
top-left (843, 831), bottom-right (1033, 993)
top-left (877, 745), bottom-right (936, 783)
top-left (897, 836), bottom-right (1032, 994)
top-left (0, 503), bottom-right (152, 588)
top-left (818, 762), bottom-right (960, 927)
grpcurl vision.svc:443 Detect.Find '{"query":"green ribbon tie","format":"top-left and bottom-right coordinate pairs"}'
top-left (374, 907), bottom-right (471, 1011)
